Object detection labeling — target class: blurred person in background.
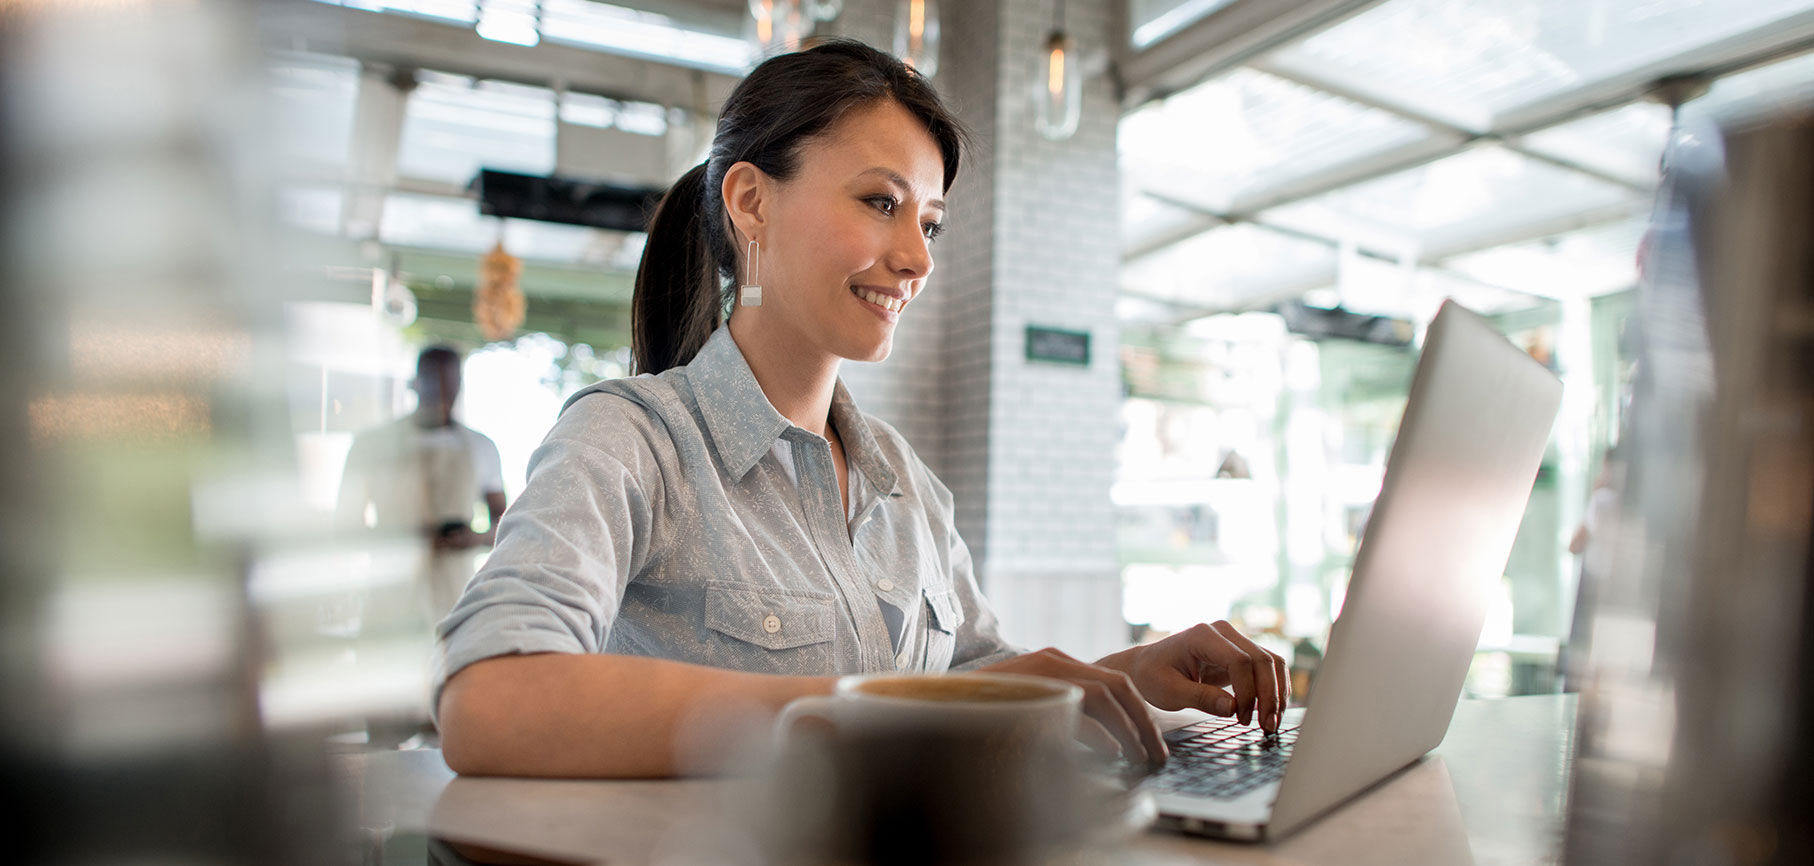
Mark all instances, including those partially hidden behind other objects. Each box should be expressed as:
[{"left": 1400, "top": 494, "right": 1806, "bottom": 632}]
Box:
[
  {"left": 1562, "top": 446, "right": 1625, "bottom": 692},
  {"left": 433, "top": 39, "right": 1288, "bottom": 779},
  {"left": 337, "top": 345, "right": 508, "bottom": 625}
]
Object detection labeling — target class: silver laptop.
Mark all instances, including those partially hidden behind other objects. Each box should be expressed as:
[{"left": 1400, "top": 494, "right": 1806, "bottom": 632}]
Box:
[{"left": 1143, "top": 299, "right": 1563, "bottom": 841}]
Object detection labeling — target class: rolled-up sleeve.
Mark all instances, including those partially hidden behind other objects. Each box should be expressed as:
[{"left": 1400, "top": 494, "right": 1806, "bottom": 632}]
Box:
[{"left": 430, "top": 416, "right": 657, "bottom": 721}]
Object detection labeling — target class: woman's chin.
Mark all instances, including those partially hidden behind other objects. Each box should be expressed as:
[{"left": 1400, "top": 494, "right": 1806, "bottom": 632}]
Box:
[{"left": 843, "top": 331, "right": 894, "bottom": 364}]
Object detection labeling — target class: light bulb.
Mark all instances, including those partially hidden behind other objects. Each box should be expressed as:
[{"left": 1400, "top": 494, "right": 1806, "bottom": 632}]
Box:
[
  {"left": 747, "top": 0, "right": 808, "bottom": 57},
  {"left": 1034, "top": 30, "right": 1081, "bottom": 140},
  {"left": 893, "top": 0, "right": 940, "bottom": 78}
]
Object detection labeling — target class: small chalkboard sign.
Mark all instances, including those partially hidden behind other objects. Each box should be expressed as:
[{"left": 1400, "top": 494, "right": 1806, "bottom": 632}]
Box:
[{"left": 1025, "top": 325, "right": 1090, "bottom": 366}]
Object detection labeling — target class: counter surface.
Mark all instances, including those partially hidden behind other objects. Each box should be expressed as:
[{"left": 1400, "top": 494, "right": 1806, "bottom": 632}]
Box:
[{"left": 341, "top": 693, "right": 1575, "bottom": 865}]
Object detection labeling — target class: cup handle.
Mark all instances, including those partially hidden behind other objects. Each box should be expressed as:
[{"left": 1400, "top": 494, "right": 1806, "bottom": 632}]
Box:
[{"left": 774, "top": 695, "right": 839, "bottom": 746}]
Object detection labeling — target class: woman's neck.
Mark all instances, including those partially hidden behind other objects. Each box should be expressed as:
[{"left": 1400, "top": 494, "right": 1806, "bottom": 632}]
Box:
[{"left": 727, "top": 313, "right": 839, "bottom": 440}]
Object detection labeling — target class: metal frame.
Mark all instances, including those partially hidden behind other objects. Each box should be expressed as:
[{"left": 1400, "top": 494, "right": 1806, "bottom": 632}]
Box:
[
  {"left": 1114, "top": 1, "right": 1814, "bottom": 322},
  {"left": 272, "top": 2, "right": 743, "bottom": 115}
]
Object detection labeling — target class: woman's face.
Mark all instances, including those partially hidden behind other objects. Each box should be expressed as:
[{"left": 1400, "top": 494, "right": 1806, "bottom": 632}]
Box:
[{"left": 725, "top": 98, "right": 946, "bottom": 363}]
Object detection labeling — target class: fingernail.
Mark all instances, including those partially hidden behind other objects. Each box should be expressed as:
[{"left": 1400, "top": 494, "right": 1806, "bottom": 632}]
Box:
[{"left": 1216, "top": 695, "right": 1233, "bottom": 715}]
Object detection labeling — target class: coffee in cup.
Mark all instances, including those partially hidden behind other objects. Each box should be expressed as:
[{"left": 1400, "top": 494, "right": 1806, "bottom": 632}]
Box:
[{"left": 760, "top": 673, "right": 1088, "bottom": 866}]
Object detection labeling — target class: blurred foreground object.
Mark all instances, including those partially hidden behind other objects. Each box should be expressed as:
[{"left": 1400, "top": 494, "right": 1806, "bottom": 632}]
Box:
[
  {"left": 0, "top": 0, "right": 334, "bottom": 861},
  {"left": 1564, "top": 105, "right": 1814, "bottom": 864},
  {"left": 758, "top": 672, "right": 1147, "bottom": 866}
]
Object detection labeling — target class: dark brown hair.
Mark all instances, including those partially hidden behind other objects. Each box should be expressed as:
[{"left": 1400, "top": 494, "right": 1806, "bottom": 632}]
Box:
[{"left": 630, "top": 38, "right": 969, "bottom": 375}]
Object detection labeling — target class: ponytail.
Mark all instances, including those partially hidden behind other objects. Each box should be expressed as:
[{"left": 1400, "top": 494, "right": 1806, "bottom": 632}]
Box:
[
  {"left": 632, "top": 162, "right": 727, "bottom": 375},
  {"left": 628, "top": 39, "right": 970, "bottom": 376}
]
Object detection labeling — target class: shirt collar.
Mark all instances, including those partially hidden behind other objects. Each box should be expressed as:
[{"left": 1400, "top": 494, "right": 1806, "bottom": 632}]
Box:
[
  {"left": 828, "top": 377, "right": 901, "bottom": 499},
  {"left": 688, "top": 326, "right": 900, "bottom": 497}
]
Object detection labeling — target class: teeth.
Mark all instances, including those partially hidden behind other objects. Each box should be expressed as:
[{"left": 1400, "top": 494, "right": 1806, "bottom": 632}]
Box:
[{"left": 854, "top": 287, "right": 904, "bottom": 313}]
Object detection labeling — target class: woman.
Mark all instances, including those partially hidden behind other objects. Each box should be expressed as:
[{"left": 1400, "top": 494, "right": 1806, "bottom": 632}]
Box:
[{"left": 434, "top": 39, "right": 1287, "bottom": 778}]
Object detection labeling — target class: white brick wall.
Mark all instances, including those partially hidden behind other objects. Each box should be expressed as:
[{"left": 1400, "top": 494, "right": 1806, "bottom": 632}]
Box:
[{"left": 830, "top": 0, "right": 1127, "bottom": 661}]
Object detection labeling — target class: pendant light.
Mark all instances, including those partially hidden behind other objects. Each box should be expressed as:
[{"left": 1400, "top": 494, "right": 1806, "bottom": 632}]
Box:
[
  {"left": 1034, "top": 0, "right": 1081, "bottom": 141},
  {"left": 748, "top": 0, "right": 808, "bottom": 57},
  {"left": 893, "top": 0, "right": 940, "bottom": 78}
]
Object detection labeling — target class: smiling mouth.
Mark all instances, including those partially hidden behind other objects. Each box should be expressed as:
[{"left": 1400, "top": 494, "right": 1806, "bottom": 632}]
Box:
[{"left": 852, "top": 286, "right": 906, "bottom": 313}]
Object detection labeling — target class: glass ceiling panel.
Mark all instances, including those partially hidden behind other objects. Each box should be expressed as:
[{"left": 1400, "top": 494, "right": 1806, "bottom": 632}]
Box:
[
  {"left": 314, "top": 0, "right": 479, "bottom": 24},
  {"left": 1443, "top": 217, "right": 1646, "bottom": 301},
  {"left": 1686, "top": 47, "right": 1814, "bottom": 123},
  {"left": 1119, "top": 68, "right": 1434, "bottom": 214},
  {"left": 1261, "top": 145, "right": 1637, "bottom": 255},
  {"left": 265, "top": 52, "right": 359, "bottom": 174},
  {"left": 1129, "top": 0, "right": 1239, "bottom": 48},
  {"left": 396, "top": 73, "right": 556, "bottom": 184},
  {"left": 1268, "top": 0, "right": 1814, "bottom": 133},
  {"left": 1519, "top": 102, "right": 1672, "bottom": 188},
  {"left": 1121, "top": 189, "right": 1205, "bottom": 250},
  {"left": 1121, "top": 223, "right": 1337, "bottom": 311},
  {"left": 541, "top": 0, "right": 753, "bottom": 73},
  {"left": 309, "top": 0, "right": 752, "bottom": 74}
]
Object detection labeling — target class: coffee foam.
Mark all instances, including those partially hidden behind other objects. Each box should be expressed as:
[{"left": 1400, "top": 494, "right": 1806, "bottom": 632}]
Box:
[{"left": 851, "top": 675, "right": 1062, "bottom": 704}]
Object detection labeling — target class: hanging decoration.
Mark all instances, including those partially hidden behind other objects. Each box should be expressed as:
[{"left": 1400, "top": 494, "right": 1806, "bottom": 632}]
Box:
[
  {"left": 1034, "top": 0, "right": 1081, "bottom": 141},
  {"left": 893, "top": 0, "right": 940, "bottom": 78},
  {"left": 474, "top": 241, "right": 526, "bottom": 342}
]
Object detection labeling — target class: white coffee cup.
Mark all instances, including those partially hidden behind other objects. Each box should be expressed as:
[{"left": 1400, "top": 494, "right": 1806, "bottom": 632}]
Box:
[
  {"left": 764, "top": 673, "right": 1089, "bottom": 866},
  {"left": 776, "top": 671, "right": 1083, "bottom": 743}
]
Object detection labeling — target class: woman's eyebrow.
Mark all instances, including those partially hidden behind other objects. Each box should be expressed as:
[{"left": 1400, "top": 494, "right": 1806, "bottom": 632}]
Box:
[{"left": 854, "top": 166, "right": 945, "bottom": 213}]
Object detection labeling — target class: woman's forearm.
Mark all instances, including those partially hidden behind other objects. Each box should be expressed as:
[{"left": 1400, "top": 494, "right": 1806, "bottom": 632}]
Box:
[{"left": 437, "top": 652, "right": 835, "bottom": 778}]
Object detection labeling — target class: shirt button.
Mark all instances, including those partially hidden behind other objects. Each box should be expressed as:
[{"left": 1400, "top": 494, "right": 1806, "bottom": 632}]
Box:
[
  {"left": 877, "top": 579, "right": 896, "bottom": 593},
  {"left": 763, "top": 615, "right": 781, "bottom": 634}
]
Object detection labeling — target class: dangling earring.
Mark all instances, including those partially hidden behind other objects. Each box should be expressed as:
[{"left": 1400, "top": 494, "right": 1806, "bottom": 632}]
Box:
[{"left": 740, "top": 240, "right": 762, "bottom": 307}]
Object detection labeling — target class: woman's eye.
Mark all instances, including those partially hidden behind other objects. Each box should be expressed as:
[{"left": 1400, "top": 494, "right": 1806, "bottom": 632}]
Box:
[
  {"left": 868, "top": 196, "right": 897, "bottom": 215},
  {"left": 923, "top": 222, "right": 945, "bottom": 241}
]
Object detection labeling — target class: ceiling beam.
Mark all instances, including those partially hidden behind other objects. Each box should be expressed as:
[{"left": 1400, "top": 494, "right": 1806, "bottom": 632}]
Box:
[
  {"left": 1250, "top": 60, "right": 1658, "bottom": 193},
  {"left": 1117, "top": 0, "right": 1388, "bottom": 108},
  {"left": 264, "top": 2, "right": 743, "bottom": 115},
  {"left": 1489, "top": 13, "right": 1814, "bottom": 133},
  {"left": 1120, "top": 6, "right": 1814, "bottom": 268},
  {"left": 1122, "top": 195, "right": 1647, "bottom": 323},
  {"left": 1121, "top": 133, "right": 1465, "bottom": 263}
]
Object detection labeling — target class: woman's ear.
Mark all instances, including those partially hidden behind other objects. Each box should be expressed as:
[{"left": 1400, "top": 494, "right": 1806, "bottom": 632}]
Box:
[{"left": 721, "top": 161, "right": 772, "bottom": 246}]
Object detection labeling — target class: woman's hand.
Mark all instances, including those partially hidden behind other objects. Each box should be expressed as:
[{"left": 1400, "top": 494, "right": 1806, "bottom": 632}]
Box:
[
  {"left": 979, "top": 648, "right": 1168, "bottom": 765},
  {"left": 1097, "top": 621, "right": 1290, "bottom": 733}
]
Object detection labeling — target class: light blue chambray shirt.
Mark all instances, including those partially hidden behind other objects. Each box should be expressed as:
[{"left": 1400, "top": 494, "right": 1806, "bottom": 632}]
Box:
[{"left": 432, "top": 325, "right": 1020, "bottom": 716}]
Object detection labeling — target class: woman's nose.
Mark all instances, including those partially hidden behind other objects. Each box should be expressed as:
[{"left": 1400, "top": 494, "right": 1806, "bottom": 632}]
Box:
[{"left": 890, "top": 219, "right": 934, "bottom": 280}]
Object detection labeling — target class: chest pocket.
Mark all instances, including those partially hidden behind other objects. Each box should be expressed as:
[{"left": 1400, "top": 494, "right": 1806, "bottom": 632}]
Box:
[
  {"left": 923, "top": 586, "right": 965, "bottom": 671},
  {"left": 704, "top": 581, "right": 838, "bottom": 664}
]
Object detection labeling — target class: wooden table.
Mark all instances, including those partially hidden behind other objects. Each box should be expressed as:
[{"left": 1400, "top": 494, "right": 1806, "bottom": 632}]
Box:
[{"left": 341, "top": 694, "right": 1574, "bottom": 866}]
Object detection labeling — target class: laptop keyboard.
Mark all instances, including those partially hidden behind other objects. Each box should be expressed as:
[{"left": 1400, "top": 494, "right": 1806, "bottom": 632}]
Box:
[{"left": 1143, "top": 717, "right": 1301, "bottom": 800}]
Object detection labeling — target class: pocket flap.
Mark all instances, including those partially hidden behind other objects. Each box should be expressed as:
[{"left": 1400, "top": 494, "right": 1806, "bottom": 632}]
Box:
[
  {"left": 705, "top": 582, "right": 837, "bottom": 650},
  {"left": 924, "top": 586, "right": 965, "bottom": 634}
]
